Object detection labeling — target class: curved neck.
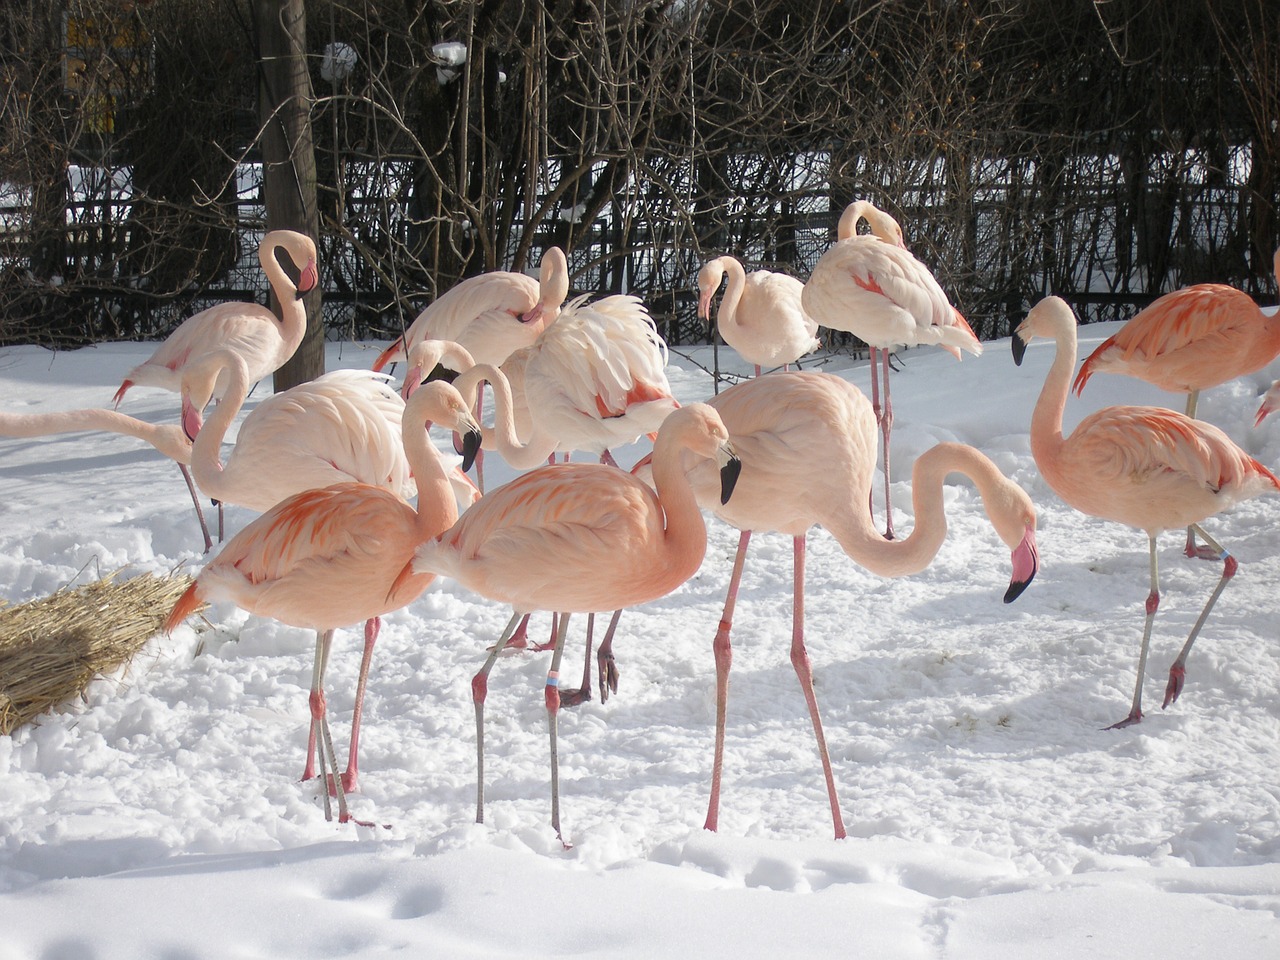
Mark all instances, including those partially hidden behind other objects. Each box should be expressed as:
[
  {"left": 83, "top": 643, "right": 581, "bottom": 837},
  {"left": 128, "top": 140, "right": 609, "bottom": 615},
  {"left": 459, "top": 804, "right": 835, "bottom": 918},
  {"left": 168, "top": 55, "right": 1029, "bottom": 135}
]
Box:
[
  {"left": 259, "top": 238, "right": 308, "bottom": 351},
  {"left": 401, "top": 401, "right": 461, "bottom": 539},
  {"left": 648, "top": 421, "right": 708, "bottom": 582},
  {"left": 0, "top": 408, "right": 191, "bottom": 465},
  {"left": 824, "top": 443, "right": 1024, "bottom": 578},
  {"left": 189, "top": 354, "right": 251, "bottom": 500},
  {"left": 1028, "top": 321, "right": 1075, "bottom": 486},
  {"left": 715, "top": 257, "right": 746, "bottom": 331},
  {"left": 837, "top": 201, "right": 876, "bottom": 241},
  {"left": 456, "top": 362, "right": 557, "bottom": 469}
]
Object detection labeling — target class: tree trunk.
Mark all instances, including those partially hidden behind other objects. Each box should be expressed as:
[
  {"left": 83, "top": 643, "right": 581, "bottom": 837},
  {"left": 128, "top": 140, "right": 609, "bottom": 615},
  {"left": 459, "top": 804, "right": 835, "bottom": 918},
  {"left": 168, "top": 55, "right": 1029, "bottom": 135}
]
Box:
[{"left": 255, "top": 0, "right": 322, "bottom": 391}]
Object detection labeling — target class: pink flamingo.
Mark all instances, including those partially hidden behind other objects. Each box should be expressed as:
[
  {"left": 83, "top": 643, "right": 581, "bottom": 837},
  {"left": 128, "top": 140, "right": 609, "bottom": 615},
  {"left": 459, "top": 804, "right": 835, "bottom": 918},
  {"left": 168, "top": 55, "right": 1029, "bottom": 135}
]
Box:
[
  {"left": 638, "top": 371, "right": 1038, "bottom": 839},
  {"left": 513, "top": 246, "right": 678, "bottom": 468},
  {"left": 370, "top": 268, "right": 543, "bottom": 372},
  {"left": 164, "top": 380, "right": 482, "bottom": 822},
  {"left": 1014, "top": 295, "right": 1280, "bottom": 728},
  {"left": 802, "top": 200, "right": 981, "bottom": 539},
  {"left": 179, "top": 340, "right": 477, "bottom": 791},
  {"left": 111, "top": 229, "right": 319, "bottom": 548},
  {"left": 1072, "top": 248, "right": 1280, "bottom": 556},
  {"left": 396, "top": 402, "right": 741, "bottom": 842},
  {"left": 697, "top": 255, "right": 820, "bottom": 376}
]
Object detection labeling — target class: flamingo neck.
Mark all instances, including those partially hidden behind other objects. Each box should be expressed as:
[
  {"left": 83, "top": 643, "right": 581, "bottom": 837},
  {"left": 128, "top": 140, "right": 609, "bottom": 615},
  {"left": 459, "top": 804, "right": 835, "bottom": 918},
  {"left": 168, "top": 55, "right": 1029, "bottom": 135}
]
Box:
[
  {"left": 189, "top": 356, "right": 251, "bottom": 501},
  {"left": 716, "top": 257, "right": 746, "bottom": 332},
  {"left": 1029, "top": 320, "right": 1075, "bottom": 486},
  {"left": 462, "top": 362, "right": 558, "bottom": 469},
  {"left": 0, "top": 409, "right": 191, "bottom": 465},
  {"left": 826, "top": 443, "right": 1025, "bottom": 578},
  {"left": 401, "top": 414, "right": 459, "bottom": 539},
  {"left": 649, "top": 422, "right": 708, "bottom": 583},
  {"left": 259, "top": 240, "right": 308, "bottom": 360}
]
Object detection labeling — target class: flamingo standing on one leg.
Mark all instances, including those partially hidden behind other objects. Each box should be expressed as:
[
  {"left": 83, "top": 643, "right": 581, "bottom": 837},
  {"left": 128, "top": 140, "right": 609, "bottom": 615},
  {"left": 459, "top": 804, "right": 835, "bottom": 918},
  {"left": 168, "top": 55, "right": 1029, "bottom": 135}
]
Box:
[
  {"left": 802, "top": 200, "right": 981, "bottom": 539},
  {"left": 179, "top": 340, "right": 476, "bottom": 792},
  {"left": 1072, "top": 248, "right": 1280, "bottom": 557},
  {"left": 164, "top": 380, "right": 482, "bottom": 823},
  {"left": 112, "top": 229, "right": 319, "bottom": 549},
  {"left": 697, "top": 255, "right": 820, "bottom": 377},
  {"left": 1014, "top": 295, "right": 1280, "bottom": 728},
  {"left": 396, "top": 403, "right": 742, "bottom": 843},
  {"left": 634, "top": 371, "right": 1038, "bottom": 839}
]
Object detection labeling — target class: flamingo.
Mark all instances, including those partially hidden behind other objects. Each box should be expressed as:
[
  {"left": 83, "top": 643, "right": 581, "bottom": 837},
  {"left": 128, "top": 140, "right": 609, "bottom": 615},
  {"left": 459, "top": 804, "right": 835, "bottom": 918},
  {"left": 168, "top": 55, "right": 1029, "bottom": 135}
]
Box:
[
  {"left": 513, "top": 246, "right": 679, "bottom": 468},
  {"left": 697, "top": 255, "right": 820, "bottom": 377},
  {"left": 164, "top": 380, "right": 482, "bottom": 823},
  {"left": 1013, "top": 295, "right": 1280, "bottom": 729},
  {"left": 395, "top": 402, "right": 742, "bottom": 842},
  {"left": 1071, "top": 248, "right": 1280, "bottom": 556},
  {"left": 802, "top": 200, "right": 981, "bottom": 539},
  {"left": 634, "top": 371, "right": 1038, "bottom": 839},
  {"left": 179, "top": 340, "right": 477, "bottom": 792},
  {"left": 111, "top": 229, "right": 319, "bottom": 548}
]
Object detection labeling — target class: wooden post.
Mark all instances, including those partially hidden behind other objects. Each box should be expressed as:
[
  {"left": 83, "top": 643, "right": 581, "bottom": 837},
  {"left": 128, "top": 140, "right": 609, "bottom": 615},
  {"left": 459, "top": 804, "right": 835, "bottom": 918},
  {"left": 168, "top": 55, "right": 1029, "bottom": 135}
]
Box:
[{"left": 255, "top": 0, "right": 323, "bottom": 390}]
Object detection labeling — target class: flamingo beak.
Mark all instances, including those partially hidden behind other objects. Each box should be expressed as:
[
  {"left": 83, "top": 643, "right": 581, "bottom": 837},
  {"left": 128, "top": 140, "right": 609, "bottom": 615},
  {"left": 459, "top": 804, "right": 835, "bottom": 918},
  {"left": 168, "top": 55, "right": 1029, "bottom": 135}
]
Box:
[
  {"left": 401, "top": 365, "right": 424, "bottom": 400},
  {"left": 1011, "top": 327, "right": 1029, "bottom": 366},
  {"left": 180, "top": 396, "right": 204, "bottom": 442},
  {"left": 457, "top": 411, "right": 483, "bottom": 472},
  {"left": 296, "top": 259, "right": 319, "bottom": 297},
  {"left": 1004, "top": 525, "right": 1039, "bottom": 603},
  {"left": 520, "top": 304, "right": 544, "bottom": 325},
  {"left": 717, "top": 439, "right": 742, "bottom": 505}
]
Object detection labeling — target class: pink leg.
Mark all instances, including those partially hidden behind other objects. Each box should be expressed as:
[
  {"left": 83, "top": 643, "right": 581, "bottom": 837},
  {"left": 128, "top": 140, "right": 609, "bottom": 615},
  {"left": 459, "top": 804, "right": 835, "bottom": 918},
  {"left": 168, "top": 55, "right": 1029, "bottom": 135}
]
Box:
[
  {"left": 472, "top": 611, "right": 526, "bottom": 824},
  {"left": 177, "top": 463, "right": 214, "bottom": 553},
  {"left": 1164, "top": 525, "right": 1236, "bottom": 709},
  {"left": 307, "top": 628, "right": 352, "bottom": 823},
  {"left": 1109, "top": 536, "right": 1160, "bottom": 729},
  {"left": 599, "top": 448, "right": 620, "bottom": 468},
  {"left": 754, "top": 364, "right": 762, "bottom": 377},
  {"left": 788, "top": 536, "right": 847, "bottom": 839},
  {"left": 705, "top": 529, "right": 751, "bottom": 833},
  {"left": 340, "top": 616, "right": 380, "bottom": 794},
  {"left": 879, "top": 349, "right": 895, "bottom": 540},
  {"left": 560, "top": 608, "right": 623, "bottom": 706}
]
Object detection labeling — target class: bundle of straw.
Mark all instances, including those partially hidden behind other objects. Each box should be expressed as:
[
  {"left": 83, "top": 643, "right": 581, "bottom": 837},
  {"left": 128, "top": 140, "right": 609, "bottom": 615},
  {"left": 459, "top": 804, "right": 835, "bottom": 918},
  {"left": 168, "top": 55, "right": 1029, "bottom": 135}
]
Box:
[{"left": 0, "top": 572, "right": 203, "bottom": 734}]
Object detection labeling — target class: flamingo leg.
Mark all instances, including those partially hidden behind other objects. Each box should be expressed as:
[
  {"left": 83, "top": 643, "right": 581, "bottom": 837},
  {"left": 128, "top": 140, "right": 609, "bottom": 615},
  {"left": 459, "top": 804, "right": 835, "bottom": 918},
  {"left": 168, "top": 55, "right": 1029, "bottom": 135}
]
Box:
[
  {"left": 597, "top": 609, "right": 622, "bottom": 703},
  {"left": 545, "top": 612, "right": 573, "bottom": 845},
  {"left": 1164, "top": 524, "right": 1237, "bottom": 709},
  {"left": 705, "top": 529, "right": 751, "bottom": 833},
  {"left": 309, "top": 629, "right": 351, "bottom": 823},
  {"left": 879, "top": 348, "right": 895, "bottom": 540},
  {"left": 558, "top": 612, "right": 596, "bottom": 707},
  {"left": 788, "top": 535, "right": 847, "bottom": 840},
  {"left": 302, "top": 627, "right": 334, "bottom": 783},
  {"left": 177, "top": 463, "right": 213, "bottom": 553},
  {"left": 1109, "top": 536, "right": 1160, "bottom": 729},
  {"left": 473, "top": 610, "right": 526, "bottom": 825},
  {"left": 599, "top": 449, "right": 620, "bottom": 468},
  {"left": 341, "top": 616, "right": 380, "bottom": 794}
]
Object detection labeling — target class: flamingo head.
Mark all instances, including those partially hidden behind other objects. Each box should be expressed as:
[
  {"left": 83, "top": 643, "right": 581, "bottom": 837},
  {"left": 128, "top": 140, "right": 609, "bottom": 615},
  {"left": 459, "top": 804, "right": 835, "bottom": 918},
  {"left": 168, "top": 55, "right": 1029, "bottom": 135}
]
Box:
[
  {"left": 1004, "top": 523, "right": 1040, "bottom": 603},
  {"left": 1013, "top": 296, "right": 1076, "bottom": 366},
  {"left": 295, "top": 257, "right": 319, "bottom": 297},
  {"left": 695, "top": 259, "right": 725, "bottom": 323}
]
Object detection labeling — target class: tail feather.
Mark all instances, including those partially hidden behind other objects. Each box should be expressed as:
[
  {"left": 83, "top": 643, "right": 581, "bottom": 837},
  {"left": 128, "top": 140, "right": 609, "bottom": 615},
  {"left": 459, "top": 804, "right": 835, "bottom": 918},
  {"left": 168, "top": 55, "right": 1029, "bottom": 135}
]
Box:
[
  {"left": 163, "top": 580, "right": 204, "bottom": 634},
  {"left": 371, "top": 339, "right": 404, "bottom": 373},
  {"left": 112, "top": 379, "right": 133, "bottom": 409},
  {"left": 1073, "top": 336, "right": 1116, "bottom": 396}
]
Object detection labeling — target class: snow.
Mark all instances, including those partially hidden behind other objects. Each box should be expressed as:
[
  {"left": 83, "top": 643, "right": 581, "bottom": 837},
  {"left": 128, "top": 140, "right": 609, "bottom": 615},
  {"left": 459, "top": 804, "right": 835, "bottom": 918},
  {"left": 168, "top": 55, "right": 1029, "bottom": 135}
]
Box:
[{"left": 2, "top": 325, "right": 1280, "bottom": 958}]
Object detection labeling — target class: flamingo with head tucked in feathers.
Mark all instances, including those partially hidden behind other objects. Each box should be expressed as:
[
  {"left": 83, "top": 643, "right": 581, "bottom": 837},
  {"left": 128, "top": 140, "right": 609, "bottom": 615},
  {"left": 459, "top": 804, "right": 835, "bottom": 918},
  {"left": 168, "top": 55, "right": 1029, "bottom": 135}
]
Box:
[
  {"left": 1072, "top": 248, "right": 1280, "bottom": 557},
  {"left": 1014, "top": 295, "right": 1280, "bottom": 729},
  {"left": 802, "top": 200, "right": 981, "bottom": 539}
]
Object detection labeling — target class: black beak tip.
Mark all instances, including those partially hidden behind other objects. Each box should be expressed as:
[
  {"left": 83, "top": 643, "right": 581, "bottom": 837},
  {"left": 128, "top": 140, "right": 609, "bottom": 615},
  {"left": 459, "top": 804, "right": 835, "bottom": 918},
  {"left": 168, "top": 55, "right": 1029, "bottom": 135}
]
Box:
[
  {"left": 719, "top": 456, "right": 742, "bottom": 505},
  {"left": 461, "top": 430, "right": 482, "bottom": 472},
  {"left": 1003, "top": 572, "right": 1034, "bottom": 604},
  {"left": 1011, "top": 333, "right": 1027, "bottom": 366}
]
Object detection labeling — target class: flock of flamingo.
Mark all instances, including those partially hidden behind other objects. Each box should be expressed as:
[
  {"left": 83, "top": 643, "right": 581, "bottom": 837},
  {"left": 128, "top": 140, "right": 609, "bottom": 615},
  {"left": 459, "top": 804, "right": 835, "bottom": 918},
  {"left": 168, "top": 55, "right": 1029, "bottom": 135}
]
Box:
[{"left": 3, "top": 205, "right": 1279, "bottom": 844}]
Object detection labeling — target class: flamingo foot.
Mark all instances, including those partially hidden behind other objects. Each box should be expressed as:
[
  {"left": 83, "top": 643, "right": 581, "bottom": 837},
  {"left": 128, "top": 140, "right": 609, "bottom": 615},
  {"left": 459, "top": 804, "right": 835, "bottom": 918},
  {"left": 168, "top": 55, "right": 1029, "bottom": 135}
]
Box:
[
  {"left": 1105, "top": 709, "right": 1144, "bottom": 730},
  {"left": 599, "top": 652, "right": 619, "bottom": 704},
  {"left": 1183, "top": 534, "right": 1219, "bottom": 561},
  {"left": 557, "top": 687, "right": 593, "bottom": 707},
  {"left": 1163, "top": 664, "right": 1186, "bottom": 709}
]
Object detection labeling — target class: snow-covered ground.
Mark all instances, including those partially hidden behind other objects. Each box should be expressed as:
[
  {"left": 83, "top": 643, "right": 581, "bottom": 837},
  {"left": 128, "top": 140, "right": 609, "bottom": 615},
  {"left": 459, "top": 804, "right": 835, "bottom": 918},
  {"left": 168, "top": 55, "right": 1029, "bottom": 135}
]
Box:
[{"left": 2, "top": 319, "right": 1279, "bottom": 958}]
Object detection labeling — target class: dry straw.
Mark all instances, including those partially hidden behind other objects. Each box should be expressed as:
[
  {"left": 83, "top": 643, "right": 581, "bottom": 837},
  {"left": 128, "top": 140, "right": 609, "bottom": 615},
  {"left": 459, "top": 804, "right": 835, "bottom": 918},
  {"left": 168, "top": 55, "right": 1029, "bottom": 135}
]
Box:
[{"left": 0, "top": 571, "right": 203, "bottom": 735}]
